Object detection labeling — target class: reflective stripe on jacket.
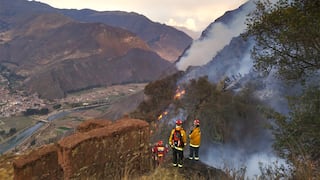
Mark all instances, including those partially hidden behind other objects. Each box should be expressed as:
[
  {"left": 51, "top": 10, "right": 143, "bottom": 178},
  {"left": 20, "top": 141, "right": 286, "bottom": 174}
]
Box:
[{"left": 189, "top": 127, "right": 201, "bottom": 147}]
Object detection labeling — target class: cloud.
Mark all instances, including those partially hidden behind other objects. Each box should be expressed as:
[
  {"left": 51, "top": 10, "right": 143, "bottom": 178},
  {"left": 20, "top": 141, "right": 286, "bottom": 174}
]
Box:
[{"left": 166, "top": 18, "right": 197, "bottom": 31}]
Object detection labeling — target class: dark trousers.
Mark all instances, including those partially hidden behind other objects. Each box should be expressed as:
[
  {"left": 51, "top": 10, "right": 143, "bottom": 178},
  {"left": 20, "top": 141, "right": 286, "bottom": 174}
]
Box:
[
  {"left": 172, "top": 148, "right": 184, "bottom": 165},
  {"left": 189, "top": 146, "right": 199, "bottom": 159}
]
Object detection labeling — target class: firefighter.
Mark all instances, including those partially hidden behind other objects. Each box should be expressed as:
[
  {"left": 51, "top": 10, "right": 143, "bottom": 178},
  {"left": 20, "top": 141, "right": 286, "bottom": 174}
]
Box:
[
  {"left": 189, "top": 119, "right": 201, "bottom": 160},
  {"left": 152, "top": 140, "right": 169, "bottom": 167},
  {"left": 168, "top": 119, "right": 187, "bottom": 168}
]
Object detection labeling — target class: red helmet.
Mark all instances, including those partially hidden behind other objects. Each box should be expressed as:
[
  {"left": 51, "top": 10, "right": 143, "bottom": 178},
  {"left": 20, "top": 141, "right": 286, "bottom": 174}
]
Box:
[
  {"left": 157, "top": 140, "right": 163, "bottom": 146},
  {"left": 176, "top": 119, "right": 183, "bottom": 125},
  {"left": 194, "top": 119, "right": 200, "bottom": 125}
]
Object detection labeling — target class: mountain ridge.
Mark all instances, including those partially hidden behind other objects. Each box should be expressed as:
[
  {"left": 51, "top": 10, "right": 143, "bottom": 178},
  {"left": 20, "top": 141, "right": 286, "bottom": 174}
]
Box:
[{"left": 59, "top": 9, "right": 193, "bottom": 62}]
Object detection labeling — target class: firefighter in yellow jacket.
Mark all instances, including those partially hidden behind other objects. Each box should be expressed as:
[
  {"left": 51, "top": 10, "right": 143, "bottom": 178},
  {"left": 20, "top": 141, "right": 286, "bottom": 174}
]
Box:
[
  {"left": 169, "top": 119, "right": 187, "bottom": 168},
  {"left": 189, "top": 119, "right": 201, "bottom": 160}
]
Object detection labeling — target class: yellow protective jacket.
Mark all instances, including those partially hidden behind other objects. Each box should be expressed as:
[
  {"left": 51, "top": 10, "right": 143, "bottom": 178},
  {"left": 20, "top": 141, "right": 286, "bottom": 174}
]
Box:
[
  {"left": 189, "top": 127, "right": 201, "bottom": 147},
  {"left": 168, "top": 126, "right": 187, "bottom": 151}
]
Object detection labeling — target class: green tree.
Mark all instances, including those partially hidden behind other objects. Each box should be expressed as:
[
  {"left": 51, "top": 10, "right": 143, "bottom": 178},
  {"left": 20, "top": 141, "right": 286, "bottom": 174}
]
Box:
[
  {"left": 272, "top": 86, "right": 320, "bottom": 163},
  {"left": 246, "top": 0, "right": 320, "bottom": 177},
  {"left": 130, "top": 71, "right": 183, "bottom": 122},
  {"left": 181, "top": 77, "right": 266, "bottom": 144},
  {"left": 245, "top": 0, "right": 320, "bottom": 82}
]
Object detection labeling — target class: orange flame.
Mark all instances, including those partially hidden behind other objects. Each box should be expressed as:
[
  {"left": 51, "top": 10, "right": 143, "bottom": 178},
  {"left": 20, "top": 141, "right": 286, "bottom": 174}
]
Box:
[
  {"left": 174, "top": 89, "right": 185, "bottom": 100},
  {"left": 158, "top": 111, "right": 168, "bottom": 120}
]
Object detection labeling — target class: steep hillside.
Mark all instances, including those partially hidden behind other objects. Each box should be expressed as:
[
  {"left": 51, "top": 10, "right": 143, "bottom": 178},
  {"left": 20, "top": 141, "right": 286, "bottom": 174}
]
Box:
[{"left": 129, "top": 1, "right": 298, "bottom": 177}]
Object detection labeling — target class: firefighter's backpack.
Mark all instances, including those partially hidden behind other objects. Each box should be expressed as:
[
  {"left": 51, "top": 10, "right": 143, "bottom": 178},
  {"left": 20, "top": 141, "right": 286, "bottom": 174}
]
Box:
[{"left": 172, "top": 129, "right": 183, "bottom": 147}]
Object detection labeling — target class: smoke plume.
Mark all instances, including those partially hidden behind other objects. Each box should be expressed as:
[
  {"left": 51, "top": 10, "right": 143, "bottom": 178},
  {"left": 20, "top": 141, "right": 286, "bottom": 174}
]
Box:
[{"left": 176, "top": 1, "right": 255, "bottom": 71}]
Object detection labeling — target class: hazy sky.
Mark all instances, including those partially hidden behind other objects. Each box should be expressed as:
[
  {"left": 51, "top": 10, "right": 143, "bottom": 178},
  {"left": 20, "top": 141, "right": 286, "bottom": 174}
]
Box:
[{"left": 36, "top": 0, "right": 248, "bottom": 33}]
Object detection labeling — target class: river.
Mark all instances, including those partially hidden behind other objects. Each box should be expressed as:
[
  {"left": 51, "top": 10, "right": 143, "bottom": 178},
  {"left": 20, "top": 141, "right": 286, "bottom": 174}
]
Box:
[
  {"left": 0, "top": 110, "right": 71, "bottom": 154},
  {"left": 0, "top": 104, "right": 108, "bottom": 154}
]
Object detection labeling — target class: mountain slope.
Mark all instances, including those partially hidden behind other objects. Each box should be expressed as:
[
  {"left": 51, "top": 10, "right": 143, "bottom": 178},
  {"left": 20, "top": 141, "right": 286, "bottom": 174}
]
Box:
[
  {"left": 0, "top": 0, "right": 192, "bottom": 99},
  {"left": 0, "top": 12, "right": 171, "bottom": 99},
  {"left": 130, "top": 1, "right": 295, "bottom": 177},
  {"left": 59, "top": 9, "right": 193, "bottom": 62},
  {"left": 0, "top": 0, "right": 192, "bottom": 62},
  {"left": 25, "top": 48, "right": 172, "bottom": 99}
]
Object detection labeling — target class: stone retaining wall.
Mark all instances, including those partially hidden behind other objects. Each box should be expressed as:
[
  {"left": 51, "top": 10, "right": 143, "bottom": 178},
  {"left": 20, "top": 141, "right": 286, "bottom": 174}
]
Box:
[{"left": 13, "top": 118, "right": 151, "bottom": 180}]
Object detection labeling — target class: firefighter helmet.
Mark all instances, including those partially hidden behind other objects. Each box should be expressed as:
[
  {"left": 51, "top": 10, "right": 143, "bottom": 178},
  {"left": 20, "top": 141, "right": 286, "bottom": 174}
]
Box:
[
  {"left": 176, "top": 119, "right": 183, "bottom": 125},
  {"left": 157, "top": 140, "right": 163, "bottom": 146},
  {"left": 194, "top": 119, "right": 200, "bottom": 125}
]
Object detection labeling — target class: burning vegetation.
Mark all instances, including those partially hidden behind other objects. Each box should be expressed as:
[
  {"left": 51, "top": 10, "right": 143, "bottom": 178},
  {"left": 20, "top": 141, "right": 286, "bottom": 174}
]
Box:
[
  {"left": 174, "top": 87, "right": 186, "bottom": 100},
  {"left": 130, "top": 72, "right": 269, "bottom": 147}
]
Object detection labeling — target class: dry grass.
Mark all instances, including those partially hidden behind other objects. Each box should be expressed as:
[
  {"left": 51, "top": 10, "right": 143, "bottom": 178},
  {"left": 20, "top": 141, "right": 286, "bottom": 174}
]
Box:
[
  {"left": 291, "top": 158, "right": 320, "bottom": 180},
  {"left": 137, "top": 167, "right": 189, "bottom": 180},
  {"left": 3, "top": 153, "right": 318, "bottom": 180},
  {"left": 0, "top": 153, "right": 16, "bottom": 180}
]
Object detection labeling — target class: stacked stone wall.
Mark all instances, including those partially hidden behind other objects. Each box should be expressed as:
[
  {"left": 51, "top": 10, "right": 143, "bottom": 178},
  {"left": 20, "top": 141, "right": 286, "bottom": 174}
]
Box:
[
  {"left": 13, "top": 144, "right": 62, "bottom": 180},
  {"left": 13, "top": 118, "right": 151, "bottom": 180}
]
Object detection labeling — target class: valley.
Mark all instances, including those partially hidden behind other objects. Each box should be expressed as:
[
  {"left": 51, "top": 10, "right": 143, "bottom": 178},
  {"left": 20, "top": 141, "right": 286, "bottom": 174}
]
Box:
[
  {"left": 0, "top": 73, "right": 45, "bottom": 118},
  {"left": 0, "top": 83, "right": 146, "bottom": 154}
]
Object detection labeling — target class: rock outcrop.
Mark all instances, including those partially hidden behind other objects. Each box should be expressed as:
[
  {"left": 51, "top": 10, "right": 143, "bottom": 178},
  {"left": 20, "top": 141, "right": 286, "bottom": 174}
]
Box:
[{"left": 13, "top": 118, "right": 151, "bottom": 179}]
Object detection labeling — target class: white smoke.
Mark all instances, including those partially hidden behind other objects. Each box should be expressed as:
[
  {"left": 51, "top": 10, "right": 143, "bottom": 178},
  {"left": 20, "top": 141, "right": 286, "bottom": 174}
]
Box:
[
  {"left": 176, "top": 1, "right": 255, "bottom": 71},
  {"left": 167, "top": 108, "right": 188, "bottom": 126},
  {"left": 201, "top": 143, "right": 290, "bottom": 179}
]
